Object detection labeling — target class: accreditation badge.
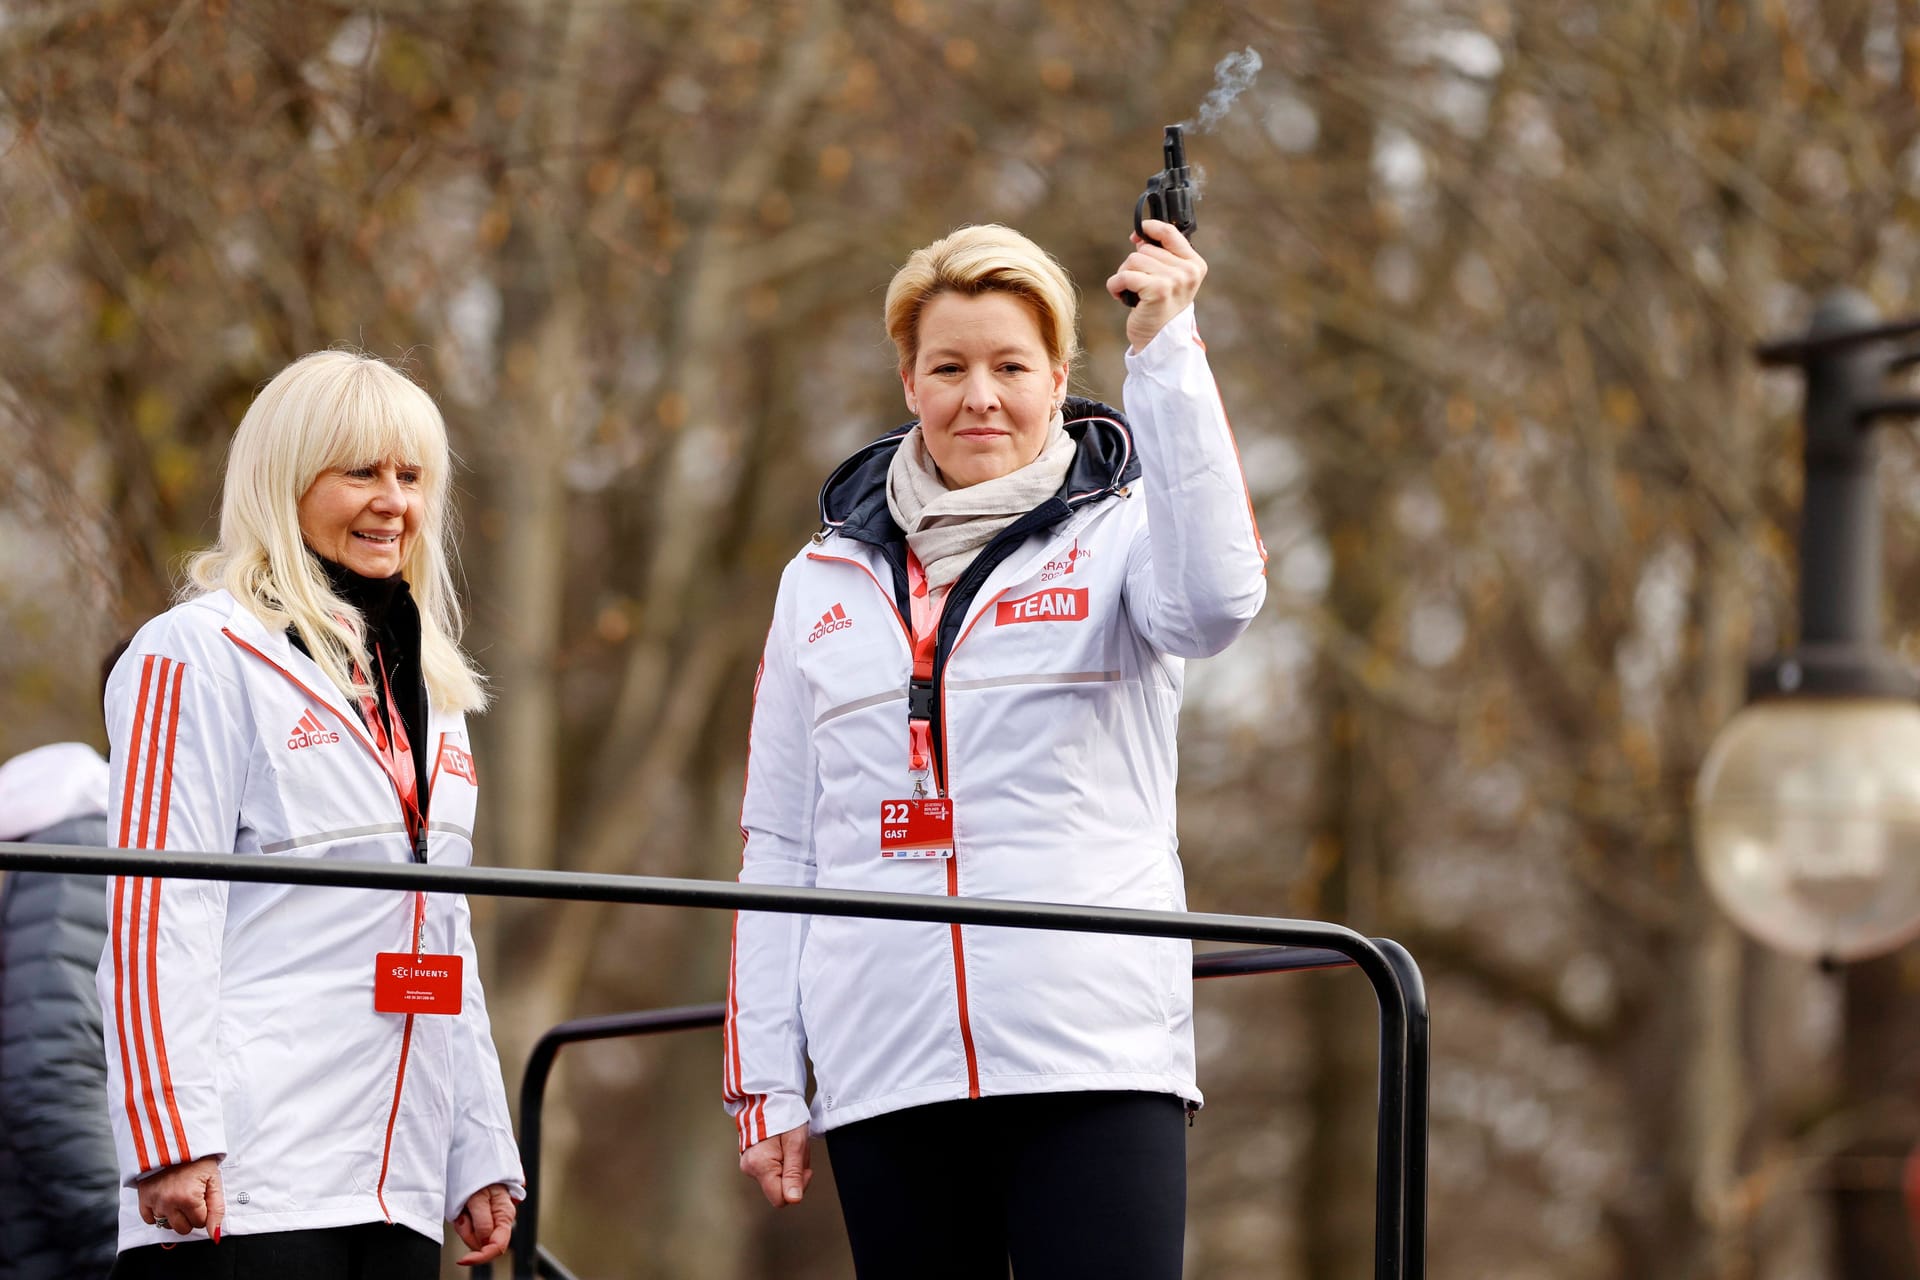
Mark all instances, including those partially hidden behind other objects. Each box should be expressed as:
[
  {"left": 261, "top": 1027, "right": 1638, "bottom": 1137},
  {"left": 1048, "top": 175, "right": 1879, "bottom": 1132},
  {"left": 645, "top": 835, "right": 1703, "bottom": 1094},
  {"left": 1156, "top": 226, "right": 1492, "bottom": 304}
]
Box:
[
  {"left": 374, "top": 952, "right": 464, "bottom": 1014},
  {"left": 879, "top": 798, "right": 955, "bottom": 860}
]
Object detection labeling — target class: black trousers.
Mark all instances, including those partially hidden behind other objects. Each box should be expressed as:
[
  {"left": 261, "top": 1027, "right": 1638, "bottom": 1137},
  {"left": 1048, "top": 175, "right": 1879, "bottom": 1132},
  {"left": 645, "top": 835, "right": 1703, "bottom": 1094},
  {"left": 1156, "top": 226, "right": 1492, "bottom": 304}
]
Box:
[
  {"left": 824, "top": 1090, "right": 1188, "bottom": 1280},
  {"left": 107, "top": 1223, "right": 440, "bottom": 1280}
]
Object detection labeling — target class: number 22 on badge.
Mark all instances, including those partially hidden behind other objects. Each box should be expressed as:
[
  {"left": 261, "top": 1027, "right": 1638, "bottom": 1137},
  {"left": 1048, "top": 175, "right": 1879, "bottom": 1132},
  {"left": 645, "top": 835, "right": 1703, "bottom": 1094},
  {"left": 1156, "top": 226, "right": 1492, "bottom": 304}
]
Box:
[{"left": 879, "top": 798, "right": 954, "bottom": 859}]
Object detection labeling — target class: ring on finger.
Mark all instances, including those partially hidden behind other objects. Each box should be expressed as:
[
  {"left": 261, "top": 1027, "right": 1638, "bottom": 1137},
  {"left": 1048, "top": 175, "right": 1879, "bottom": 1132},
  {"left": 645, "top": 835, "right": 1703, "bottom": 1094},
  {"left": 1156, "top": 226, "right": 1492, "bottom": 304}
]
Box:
[{"left": 154, "top": 1215, "right": 170, "bottom": 1228}]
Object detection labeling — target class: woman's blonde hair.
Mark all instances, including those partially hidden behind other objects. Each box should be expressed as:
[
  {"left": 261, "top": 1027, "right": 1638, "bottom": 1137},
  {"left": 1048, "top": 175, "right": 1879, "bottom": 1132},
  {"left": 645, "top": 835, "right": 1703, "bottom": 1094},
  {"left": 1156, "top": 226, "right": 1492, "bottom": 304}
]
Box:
[
  {"left": 184, "top": 350, "right": 487, "bottom": 713},
  {"left": 884, "top": 224, "right": 1081, "bottom": 375}
]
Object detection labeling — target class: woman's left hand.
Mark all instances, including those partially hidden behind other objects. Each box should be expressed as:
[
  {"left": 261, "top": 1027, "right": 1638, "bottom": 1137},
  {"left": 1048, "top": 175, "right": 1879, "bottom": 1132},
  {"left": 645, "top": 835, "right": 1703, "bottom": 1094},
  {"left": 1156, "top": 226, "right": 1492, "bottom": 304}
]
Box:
[
  {"left": 1106, "top": 219, "right": 1208, "bottom": 353},
  {"left": 453, "top": 1182, "right": 516, "bottom": 1267}
]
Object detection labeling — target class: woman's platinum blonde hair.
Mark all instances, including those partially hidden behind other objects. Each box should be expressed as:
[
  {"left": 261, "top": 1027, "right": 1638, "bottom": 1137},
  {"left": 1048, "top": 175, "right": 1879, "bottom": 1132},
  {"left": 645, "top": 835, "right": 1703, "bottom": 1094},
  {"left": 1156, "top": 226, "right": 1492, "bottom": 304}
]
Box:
[
  {"left": 184, "top": 350, "right": 486, "bottom": 713},
  {"left": 884, "top": 224, "right": 1082, "bottom": 375}
]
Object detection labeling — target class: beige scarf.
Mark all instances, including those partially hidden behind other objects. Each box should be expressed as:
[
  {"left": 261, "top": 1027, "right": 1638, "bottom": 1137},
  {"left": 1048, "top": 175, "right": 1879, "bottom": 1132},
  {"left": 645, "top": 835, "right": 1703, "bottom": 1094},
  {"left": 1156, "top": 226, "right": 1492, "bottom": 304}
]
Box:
[{"left": 886, "top": 413, "right": 1076, "bottom": 591}]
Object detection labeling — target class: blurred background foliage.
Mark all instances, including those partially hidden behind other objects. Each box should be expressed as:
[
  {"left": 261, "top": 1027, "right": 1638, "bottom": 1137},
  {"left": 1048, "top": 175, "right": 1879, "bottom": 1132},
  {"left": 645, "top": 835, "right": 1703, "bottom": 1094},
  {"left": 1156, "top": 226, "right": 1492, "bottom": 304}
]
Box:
[{"left": 10, "top": 0, "right": 1920, "bottom": 1275}]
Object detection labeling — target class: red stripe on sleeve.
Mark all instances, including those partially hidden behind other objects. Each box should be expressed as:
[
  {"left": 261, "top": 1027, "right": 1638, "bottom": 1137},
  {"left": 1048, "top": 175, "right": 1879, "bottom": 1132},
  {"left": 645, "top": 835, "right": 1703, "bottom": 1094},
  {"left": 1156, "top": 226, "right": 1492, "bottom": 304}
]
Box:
[
  {"left": 124, "top": 877, "right": 174, "bottom": 1167},
  {"left": 135, "top": 659, "right": 173, "bottom": 849},
  {"left": 1211, "top": 380, "right": 1268, "bottom": 566},
  {"left": 118, "top": 657, "right": 157, "bottom": 848},
  {"left": 152, "top": 662, "right": 185, "bottom": 849},
  {"left": 109, "top": 876, "right": 154, "bottom": 1172},
  {"left": 724, "top": 641, "right": 770, "bottom": 1121},
  {"left": 146, "top": 878, "right": 193, "bottom": 1162},
  {"left": 724, "top": 917, "right": 744, "bottom": 1102},
  {"left": 147, "top": 661, "right": 194, "bottom": 1158}
]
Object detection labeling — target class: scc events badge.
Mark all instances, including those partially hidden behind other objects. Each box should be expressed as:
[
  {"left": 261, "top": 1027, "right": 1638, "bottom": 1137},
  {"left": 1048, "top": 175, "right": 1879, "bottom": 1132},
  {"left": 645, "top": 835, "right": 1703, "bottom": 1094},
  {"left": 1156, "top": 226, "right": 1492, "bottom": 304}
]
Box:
[{"left": 374, "top": 953, "right": 464, "bottom": 1014}]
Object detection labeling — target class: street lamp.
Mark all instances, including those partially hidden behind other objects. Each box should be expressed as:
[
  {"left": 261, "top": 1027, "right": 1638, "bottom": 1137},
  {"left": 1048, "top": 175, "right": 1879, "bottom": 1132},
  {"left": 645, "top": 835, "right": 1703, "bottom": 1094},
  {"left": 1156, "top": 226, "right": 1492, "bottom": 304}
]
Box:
[{"left": 1694, "top": 289, "right": 1920, "bottom": 964}]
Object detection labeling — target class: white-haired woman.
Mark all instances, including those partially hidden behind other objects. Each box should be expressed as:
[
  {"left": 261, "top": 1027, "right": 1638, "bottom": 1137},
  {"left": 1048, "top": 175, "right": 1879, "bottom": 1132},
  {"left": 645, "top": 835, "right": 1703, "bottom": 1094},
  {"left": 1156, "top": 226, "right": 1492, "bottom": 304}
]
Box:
[
  {"left": 99, "top": 351, "right": 521, "bottom": 1279},
  {"left": 725, "top": 221, "right": 1266, "bottom": 1277}
]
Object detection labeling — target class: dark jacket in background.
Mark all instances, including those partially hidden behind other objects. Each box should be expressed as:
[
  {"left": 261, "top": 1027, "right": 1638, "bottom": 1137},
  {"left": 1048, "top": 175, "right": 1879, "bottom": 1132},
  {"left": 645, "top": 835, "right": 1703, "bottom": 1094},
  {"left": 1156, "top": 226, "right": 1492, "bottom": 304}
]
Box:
[{"left": 0, "top": 747, "right": 118, "bottom": 1280}]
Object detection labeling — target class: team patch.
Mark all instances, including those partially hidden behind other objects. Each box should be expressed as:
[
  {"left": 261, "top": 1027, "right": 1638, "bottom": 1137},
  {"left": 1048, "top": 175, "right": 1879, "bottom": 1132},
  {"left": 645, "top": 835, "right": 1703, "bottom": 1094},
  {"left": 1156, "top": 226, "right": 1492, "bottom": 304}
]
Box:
[
  {"left": 995, "top": 588, "right": 1090, "bottom": 626},
  {"left": 438, "top": 740, "right": 478, "bottom": 785}
]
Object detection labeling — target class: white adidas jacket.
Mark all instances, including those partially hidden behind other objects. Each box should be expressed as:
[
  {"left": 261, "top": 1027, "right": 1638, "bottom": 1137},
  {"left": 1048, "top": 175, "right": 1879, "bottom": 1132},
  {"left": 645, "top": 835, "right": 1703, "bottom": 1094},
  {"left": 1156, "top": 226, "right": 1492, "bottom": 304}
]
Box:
[
  {"left": 724, "top": 306, "right": 1268, "bottom": 1147},
  {"left": 97, "top": 590, "right": 523, "bottom": 1249}
]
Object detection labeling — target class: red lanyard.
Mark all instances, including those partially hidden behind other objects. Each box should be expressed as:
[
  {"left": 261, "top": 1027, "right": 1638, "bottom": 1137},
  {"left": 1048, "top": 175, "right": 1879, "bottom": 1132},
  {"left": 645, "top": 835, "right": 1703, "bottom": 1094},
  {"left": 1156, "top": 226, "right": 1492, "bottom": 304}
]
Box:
[
  {"left": 352, "top": 644, "right": 430, "bottom": 953},
  {"left": 354, "top": 645, "right": 422, "bottom": 836},
  {"left": 906, "top": 552, "right": 940, "bottom": 791},
  {"left": 336, "top": 644, "right": 430, "bottom": 955}
]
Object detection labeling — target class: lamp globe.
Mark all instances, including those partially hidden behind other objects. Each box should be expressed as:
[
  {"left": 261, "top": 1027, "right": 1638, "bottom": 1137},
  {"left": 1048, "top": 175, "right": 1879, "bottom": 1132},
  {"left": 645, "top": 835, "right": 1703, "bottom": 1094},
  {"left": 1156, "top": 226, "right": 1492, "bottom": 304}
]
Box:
[{"left": 1695, "top": 697, "right": 1920, "bottom": 963}]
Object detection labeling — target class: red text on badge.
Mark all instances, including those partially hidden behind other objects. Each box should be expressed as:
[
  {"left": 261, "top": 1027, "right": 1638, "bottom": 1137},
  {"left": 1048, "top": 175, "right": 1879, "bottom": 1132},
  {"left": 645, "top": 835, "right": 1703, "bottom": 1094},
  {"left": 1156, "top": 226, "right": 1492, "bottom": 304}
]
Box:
[
  {"left": 995, "top": 588, "right": 1089, "bottom": 626},
  {"left": 879, "top": 798, "right": 955, "bottom": 859},
  {"left": 374, "top": 952, "right": 464, "bottom": 1014}
]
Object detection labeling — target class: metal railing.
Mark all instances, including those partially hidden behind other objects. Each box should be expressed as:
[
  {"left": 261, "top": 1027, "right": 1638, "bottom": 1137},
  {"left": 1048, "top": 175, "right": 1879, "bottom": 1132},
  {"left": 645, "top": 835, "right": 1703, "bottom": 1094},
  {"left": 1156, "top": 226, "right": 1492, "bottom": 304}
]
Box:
[{"left": 0, "top": 843, "right": 1428, "bottom": 1280}]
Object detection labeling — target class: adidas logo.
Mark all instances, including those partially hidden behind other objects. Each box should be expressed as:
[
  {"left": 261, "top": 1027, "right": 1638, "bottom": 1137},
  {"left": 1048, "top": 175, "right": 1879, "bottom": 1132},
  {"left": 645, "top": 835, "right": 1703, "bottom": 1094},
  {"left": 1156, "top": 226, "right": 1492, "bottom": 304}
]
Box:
[
  {"left": 808, "top": 603, "right": 853, "bottom": 643},
  {"left": 287, "top": 710, "right": 341, "bottom": 750}
]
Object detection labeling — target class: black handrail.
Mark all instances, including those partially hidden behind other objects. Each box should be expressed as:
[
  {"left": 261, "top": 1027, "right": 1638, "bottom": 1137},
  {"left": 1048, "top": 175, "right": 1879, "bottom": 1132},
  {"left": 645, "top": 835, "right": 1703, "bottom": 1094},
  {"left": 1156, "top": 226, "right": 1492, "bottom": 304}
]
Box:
[
  {"left": 530, "top": 1244, "right": 580, "bottom": 1280},
  {"left": 1377, "top": 939, "right": 1429, "bottom": 1272},
  {"left": 512, "top": 942, "right": 1411, "bottom": 1278},
  {"left": 0, "top": 843, "right": 1427, "bottom": 1279},
  {"left": 512, "top": 1002, "right": 724, "bottom": 1280}
]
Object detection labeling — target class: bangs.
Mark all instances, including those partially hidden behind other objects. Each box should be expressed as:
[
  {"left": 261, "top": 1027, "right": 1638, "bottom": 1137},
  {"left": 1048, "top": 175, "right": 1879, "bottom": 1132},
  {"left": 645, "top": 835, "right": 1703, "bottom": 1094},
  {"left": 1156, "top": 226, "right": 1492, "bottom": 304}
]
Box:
[
  {"left": 887, "top": 224, "right": 1078, "bottom": 372},
  {"left": 195, "top": 347, "right": 486, "bottom": 713},
  {"left": 305, "top": 362, "right": 448, "bottom": 483}
]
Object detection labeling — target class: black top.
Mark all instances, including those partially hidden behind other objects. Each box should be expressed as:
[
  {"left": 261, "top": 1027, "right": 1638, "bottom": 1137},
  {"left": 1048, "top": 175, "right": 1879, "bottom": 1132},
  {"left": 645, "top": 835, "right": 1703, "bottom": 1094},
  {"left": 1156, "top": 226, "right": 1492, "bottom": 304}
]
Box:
[{"left": 298, "top": 557, "right": 432, "bottom": 826}]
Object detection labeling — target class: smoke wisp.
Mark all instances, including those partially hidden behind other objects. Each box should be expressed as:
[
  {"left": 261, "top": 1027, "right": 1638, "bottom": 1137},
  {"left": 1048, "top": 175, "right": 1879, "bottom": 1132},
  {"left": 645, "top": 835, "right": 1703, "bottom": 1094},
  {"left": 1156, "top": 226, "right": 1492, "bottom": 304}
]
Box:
[{"left": 1184, "top": 47, "right": 1263, "bottom": 133}]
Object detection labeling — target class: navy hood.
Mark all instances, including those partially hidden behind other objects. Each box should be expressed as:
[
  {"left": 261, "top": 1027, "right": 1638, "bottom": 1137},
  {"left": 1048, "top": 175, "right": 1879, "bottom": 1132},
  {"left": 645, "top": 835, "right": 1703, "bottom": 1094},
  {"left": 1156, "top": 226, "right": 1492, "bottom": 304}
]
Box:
[{"left": 817, "top": 395, "right": 1143, "bottom": 543}]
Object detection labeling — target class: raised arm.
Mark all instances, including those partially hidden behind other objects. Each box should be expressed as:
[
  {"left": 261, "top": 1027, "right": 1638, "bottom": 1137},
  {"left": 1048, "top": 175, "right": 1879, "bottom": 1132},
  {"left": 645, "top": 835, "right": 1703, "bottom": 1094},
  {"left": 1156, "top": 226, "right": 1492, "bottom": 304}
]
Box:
[{"left": 1108, "top": 221, "right": 1268, "bottom": 657}]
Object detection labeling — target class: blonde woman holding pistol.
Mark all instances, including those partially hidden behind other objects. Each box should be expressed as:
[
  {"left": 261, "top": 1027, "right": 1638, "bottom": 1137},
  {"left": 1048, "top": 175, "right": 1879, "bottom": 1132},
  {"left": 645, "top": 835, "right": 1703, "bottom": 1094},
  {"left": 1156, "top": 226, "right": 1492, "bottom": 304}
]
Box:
[{"left": 725, "top": 221, "right": 1266, "bottom": 1278}]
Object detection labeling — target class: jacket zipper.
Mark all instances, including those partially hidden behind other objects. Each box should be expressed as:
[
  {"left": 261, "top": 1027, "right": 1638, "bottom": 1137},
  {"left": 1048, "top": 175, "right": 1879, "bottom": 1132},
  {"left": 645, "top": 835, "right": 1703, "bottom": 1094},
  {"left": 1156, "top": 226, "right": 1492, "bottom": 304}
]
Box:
[
  {"left": 220, "top": 629, "right": 433, "bottom": 1220},
  {"left": 929, "top": 582, "right": 1026, "bottom": 1099},
  {"left": 805, "top": 550, "right": 987, "bottom": 1094},
  {"left": 814, "top": 495, "right": 1113, "bottom": 1099},
  {"left": 922, "top": 508, "right": 1095, "bottom": 1098},
  {"left": 809, "top": 415, "right": 1130, "bottom": 1101}
]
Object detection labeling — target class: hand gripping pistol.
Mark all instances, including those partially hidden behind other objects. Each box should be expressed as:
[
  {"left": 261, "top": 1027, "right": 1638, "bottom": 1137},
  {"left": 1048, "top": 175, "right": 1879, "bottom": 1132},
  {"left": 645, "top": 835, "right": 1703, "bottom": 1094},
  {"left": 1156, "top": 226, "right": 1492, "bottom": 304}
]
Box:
[{"left": 1120, "top": 124, "right": 1197, "bottom": 308}]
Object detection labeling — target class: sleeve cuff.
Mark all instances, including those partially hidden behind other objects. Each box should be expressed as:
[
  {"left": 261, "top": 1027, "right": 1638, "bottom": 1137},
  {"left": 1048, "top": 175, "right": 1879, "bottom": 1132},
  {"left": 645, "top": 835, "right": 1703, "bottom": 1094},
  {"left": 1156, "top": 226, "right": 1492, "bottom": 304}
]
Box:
[
  {"left": 445, "top": 1135, "right": 526, "bottom": 1220},
  {"left": 127, "top": 1148, "right": 226, "bottom": 1189},
  {"left": 1123, "top": 304, "right": 1200, "bottom": 370},
  {"left": 734, "top": 1091, "right": 813, "bottom": 1152}
]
